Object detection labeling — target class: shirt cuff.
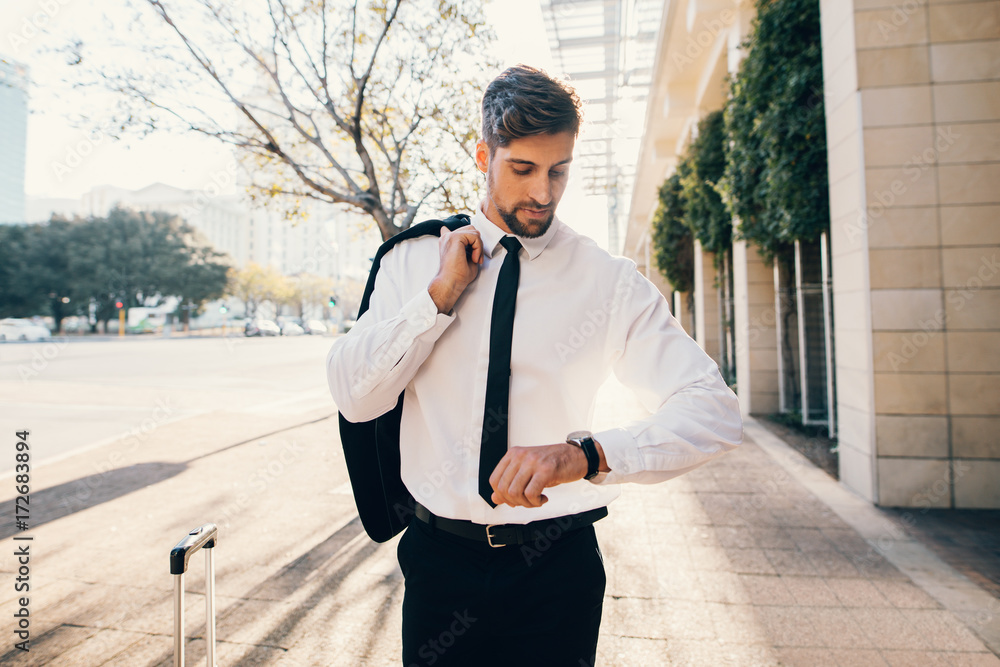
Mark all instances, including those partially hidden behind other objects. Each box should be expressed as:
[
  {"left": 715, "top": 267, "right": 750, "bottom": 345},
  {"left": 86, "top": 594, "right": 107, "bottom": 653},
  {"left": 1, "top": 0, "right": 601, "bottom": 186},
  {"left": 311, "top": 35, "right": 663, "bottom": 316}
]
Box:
[
  {"left": 402, "top": 288, "right": 455, "bottom": 339},
  {"left": 590, "top": 427, "right": 642, "bottom": 485}
]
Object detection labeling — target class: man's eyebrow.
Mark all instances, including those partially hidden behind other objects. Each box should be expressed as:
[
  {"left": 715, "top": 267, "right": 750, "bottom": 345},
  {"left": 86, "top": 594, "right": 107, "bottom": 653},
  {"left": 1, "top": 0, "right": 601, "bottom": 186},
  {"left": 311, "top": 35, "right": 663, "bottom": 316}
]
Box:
[{"left": 506, "top": 157, "right": 573, "bottom": 166}]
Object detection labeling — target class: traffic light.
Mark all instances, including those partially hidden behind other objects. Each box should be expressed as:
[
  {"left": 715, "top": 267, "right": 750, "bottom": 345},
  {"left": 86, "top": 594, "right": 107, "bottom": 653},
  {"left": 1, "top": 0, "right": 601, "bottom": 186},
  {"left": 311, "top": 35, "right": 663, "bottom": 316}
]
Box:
[
  {"left": 328, "top": 295, "right": 337, "bottom": 307},
  {"left": 115, "top": 301, "right": 124, "bottom": 309},
  {"left": 219, "top": 304, "right": 228, "bottom": 314}
]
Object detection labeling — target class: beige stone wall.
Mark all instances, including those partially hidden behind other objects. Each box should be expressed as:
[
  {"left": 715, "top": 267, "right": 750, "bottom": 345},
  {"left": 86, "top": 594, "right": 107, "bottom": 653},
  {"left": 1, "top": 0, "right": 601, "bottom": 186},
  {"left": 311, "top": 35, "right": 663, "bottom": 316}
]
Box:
[
  {"left": 634, "top": 235, "right": 697, "bottom": 337},
  {"left": 733, "top": 240, "right": 780, "bottom": 416},
  {"left": 694, "top": 240, "right": 722, "bottom": 361},
  {"left": 823, "top": 0, "right": 1000, "bottom": 508},
  {"left": 821, "top": 0, "right": 878, "bottom": 501}
]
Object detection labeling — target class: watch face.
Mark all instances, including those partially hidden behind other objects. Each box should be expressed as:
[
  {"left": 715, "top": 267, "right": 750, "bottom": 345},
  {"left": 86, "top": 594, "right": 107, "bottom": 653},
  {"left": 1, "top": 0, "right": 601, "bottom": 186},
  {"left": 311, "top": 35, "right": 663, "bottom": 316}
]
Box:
[{"left": 566, "top": 430, "right": 592, "bottom": 441}]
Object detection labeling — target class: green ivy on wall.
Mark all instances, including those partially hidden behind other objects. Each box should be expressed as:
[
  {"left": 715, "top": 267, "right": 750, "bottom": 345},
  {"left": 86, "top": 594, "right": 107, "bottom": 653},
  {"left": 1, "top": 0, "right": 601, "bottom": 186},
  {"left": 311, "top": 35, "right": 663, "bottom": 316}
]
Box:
[
  {"left": 680, "top": 109, "right": 731, "bottom": 259},
  {"left": 719, "top": 0, "right": 829, "bottom": 262},
  {"left": 651, "top": 173, "right": 694, "bottom": 294}
]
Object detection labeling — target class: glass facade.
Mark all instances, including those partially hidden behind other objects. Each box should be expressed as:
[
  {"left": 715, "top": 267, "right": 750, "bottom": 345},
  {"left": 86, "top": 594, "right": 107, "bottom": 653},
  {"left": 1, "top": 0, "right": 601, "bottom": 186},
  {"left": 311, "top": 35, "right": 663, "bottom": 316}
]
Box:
[{"left": 0, "top": 58, "right": 29, "bottom": 224}]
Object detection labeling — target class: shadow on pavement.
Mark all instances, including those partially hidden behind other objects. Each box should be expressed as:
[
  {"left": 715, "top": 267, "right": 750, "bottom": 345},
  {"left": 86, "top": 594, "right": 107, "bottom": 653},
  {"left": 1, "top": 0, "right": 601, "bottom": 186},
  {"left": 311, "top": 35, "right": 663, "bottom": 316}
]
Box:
[
  {"left": 886, "top": 507, "right": 1000, "bottom": 599},
  {"left": 0, "top": 413, "right": 335, "bottom": 541},
  {"left": 0, "top": 461, "right": 187, "bottom": 540}
]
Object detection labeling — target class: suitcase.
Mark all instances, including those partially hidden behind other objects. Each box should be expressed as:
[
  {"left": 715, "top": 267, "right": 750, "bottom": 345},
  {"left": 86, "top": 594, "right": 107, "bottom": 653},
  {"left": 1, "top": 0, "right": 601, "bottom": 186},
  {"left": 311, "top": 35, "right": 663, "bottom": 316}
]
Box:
[{"left": 170, "top": 523, "right": 218, "bottom": 667}]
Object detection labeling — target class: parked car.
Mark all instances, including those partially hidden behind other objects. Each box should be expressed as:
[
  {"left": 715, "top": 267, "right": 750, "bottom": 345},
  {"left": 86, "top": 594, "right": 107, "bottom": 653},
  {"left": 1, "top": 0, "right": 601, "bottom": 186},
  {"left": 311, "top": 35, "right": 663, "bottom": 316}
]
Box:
[
  {"left": 279, "top": 321, "right": 305, "bottom": 336},
  {"left": 245, "top": 319, "right": 281, "bottom": 337},
  {"left": 0, "top": 318, "right": 52, "bottom": 341},
  {"left": 303, "top": 319, "right": 328, "bottom": 335}
]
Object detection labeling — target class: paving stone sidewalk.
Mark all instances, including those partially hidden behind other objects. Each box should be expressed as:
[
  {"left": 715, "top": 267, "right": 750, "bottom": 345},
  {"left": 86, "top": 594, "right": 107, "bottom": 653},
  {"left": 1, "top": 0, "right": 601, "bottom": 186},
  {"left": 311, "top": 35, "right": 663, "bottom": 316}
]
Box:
[{"left": 1, "top": 380, "right": 998, "bottom": 666}]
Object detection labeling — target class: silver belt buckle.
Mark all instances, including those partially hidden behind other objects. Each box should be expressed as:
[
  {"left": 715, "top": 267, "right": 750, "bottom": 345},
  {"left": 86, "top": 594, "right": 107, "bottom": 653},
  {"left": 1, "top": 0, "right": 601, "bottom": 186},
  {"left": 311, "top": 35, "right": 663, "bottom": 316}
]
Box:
[{"left": 485, "top": 524, "right": 506, "bottom": 548}]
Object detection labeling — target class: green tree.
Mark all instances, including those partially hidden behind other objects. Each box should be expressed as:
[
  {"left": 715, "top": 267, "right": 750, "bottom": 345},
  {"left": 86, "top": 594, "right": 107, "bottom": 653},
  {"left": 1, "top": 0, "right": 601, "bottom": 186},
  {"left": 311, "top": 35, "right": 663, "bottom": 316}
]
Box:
[
  {"left": 172, "top": 245, "right": 231, "bottom": 326},
  {"left": 0, "top": 219, "right": 94, "bottom": 330},
  {"left": 66, "top": 208, "right": 229, "bottom": 332},
  {"left": 651, "top": 173, "right": 694, "bottom": 295},
  {"left": 719, "top": 0, "right": 829, "bottom": 261},
  {"left": 30, "top": 219, "right": 93, "bottom": 332},
  {"left": 1, "top": 211, "right": 229, "bottom": 333},
  {"left": 0, "top": 224, "right": 47, "bottom": 319},
  {"left": 74, "top": 0, "right": 499, "bottom": 240},
  {"left": 680, "top": 110, "right": 730, "bottom": 259}
]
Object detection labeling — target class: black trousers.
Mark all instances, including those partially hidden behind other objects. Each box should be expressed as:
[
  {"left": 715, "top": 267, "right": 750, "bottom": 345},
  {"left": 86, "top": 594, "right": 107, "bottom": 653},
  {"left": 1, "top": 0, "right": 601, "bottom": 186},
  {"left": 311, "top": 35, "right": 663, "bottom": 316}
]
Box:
[{"left": 397, "top": 516, "right": 606, "bottom": 667}]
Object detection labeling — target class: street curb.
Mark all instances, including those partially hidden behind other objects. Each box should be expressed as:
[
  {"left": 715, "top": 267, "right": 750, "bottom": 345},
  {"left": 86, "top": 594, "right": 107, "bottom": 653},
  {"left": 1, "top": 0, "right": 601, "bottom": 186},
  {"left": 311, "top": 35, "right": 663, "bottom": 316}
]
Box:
[{"left": 745, "top": 416, "right": 1000, "bottom": 656}]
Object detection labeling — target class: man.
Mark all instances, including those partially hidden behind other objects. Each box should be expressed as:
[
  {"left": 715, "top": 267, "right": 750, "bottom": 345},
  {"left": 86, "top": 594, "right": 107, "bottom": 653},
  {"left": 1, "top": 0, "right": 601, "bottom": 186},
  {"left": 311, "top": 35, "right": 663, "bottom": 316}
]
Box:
[{"left": 327, "top": 65, "right": 742, "bottom": 666}]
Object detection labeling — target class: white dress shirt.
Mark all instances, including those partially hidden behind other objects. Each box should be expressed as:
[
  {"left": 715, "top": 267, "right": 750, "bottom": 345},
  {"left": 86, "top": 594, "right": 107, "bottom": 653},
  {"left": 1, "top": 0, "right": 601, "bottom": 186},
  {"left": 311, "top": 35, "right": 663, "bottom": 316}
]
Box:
[{"left": 327, "top": 205, "right": 743, "bottom": 526}]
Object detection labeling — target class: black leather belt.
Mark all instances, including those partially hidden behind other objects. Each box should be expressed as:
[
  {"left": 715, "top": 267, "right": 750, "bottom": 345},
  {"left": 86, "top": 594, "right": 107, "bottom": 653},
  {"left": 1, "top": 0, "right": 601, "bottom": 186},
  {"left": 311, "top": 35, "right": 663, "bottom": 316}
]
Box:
[{"left": 414, "top": 502, "right": 608, "bottom": 548}]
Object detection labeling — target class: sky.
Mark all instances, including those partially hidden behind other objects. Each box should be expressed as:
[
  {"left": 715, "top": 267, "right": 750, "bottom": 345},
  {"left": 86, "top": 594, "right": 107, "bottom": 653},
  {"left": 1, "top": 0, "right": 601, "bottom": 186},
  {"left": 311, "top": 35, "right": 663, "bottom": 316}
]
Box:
[{"left": 0, "top": 0, "right": 608, "bottom": 245}]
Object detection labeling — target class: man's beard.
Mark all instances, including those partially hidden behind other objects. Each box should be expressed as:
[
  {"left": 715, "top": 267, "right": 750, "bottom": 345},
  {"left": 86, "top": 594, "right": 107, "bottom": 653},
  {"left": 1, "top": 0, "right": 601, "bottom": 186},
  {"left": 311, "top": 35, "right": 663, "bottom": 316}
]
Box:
[
  {"left": 496, "top": 202, "right": 553, "bottom": 238},
  {"left": 487, "top": 170, "right": 554, "bottom": 239}
]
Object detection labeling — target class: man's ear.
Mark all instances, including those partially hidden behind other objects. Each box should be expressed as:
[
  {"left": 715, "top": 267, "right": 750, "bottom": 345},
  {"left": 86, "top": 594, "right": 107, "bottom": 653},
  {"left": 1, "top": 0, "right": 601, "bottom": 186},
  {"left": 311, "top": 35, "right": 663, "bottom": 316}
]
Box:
[{"left": 475, "top": 139, "right": 489, "bottom": 174}]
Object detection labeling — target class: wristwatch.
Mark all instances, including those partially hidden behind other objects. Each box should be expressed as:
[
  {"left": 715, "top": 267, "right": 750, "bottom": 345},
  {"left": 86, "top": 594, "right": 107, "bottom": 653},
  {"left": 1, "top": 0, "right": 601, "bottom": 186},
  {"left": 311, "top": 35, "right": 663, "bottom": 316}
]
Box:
[{"left": 566, "top": 430, "right": 600, "bottom": 480}]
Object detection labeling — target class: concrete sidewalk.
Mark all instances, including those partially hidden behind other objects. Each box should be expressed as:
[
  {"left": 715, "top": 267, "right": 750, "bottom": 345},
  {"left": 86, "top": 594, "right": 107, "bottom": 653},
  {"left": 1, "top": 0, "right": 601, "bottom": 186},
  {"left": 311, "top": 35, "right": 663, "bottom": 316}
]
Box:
[{"left": 2, "top": 380, "right": 999, "bottom": 666}]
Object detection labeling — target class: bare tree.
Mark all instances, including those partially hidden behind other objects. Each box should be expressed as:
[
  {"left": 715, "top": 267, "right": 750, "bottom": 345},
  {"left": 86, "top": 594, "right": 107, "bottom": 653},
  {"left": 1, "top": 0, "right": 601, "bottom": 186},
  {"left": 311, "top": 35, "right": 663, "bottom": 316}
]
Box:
[{"left": 75, "top": 0, "right": 498, "bottom": 240}]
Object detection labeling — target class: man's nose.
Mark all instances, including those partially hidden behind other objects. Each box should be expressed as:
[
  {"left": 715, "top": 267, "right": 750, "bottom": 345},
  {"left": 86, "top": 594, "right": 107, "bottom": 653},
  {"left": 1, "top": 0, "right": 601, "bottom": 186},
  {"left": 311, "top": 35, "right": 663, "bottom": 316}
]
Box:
[{"left": 528, "top": 174, "right": 552, "bottom": 206}]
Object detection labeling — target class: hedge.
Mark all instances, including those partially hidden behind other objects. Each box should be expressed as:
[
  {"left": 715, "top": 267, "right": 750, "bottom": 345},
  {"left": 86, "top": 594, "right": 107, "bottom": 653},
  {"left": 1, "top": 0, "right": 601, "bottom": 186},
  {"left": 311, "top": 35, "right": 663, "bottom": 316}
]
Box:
[
  {"left": 651, "top": 173, "right": 694, "bottom": 295},
  {"left": 719, "top": 0, "right": 829, "bottom": 261}
]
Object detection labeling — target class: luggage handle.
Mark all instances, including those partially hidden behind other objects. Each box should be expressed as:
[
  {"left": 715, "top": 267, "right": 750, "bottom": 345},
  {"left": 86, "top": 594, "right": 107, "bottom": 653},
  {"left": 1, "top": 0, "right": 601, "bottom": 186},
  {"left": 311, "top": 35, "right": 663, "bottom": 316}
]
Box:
[{"left": 171, "top": 523, "right": 218, "bottom": 667}]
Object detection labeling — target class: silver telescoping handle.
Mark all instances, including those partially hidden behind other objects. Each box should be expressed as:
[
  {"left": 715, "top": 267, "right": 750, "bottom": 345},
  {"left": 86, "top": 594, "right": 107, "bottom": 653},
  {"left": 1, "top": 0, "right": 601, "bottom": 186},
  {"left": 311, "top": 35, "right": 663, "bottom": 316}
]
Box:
[{"left": 171, "top": 523, "right": 218, "bottom": 667}]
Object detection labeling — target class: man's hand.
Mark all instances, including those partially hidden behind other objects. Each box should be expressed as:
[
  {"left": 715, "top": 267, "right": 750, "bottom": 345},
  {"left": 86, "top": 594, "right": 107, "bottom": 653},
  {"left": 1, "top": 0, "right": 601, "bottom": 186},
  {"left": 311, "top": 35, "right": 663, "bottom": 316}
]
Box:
[
  {"left": 489, "top": 443, "right": 592, "bottom": 508},
  {"left": 428, "top": 225, "right": 484, "bottom": 314}
]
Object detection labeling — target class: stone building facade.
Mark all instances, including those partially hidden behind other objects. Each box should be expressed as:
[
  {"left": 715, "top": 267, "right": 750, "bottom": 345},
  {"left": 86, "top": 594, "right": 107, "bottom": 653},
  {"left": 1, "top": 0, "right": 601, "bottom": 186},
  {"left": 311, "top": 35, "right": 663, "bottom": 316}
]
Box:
[{"left": 624, "top": 0, "right": 1000, "bottom": 508}]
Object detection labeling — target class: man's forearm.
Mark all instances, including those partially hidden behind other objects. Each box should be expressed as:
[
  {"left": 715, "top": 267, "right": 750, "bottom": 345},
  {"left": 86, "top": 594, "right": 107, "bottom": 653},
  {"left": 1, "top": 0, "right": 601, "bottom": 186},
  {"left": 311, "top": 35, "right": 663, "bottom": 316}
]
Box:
[
  {"left": 428, "top": 278, "right": 464, "bottom": 315},
  {"left": 328, "top": 291, "right": 453, "bottom": 422}
]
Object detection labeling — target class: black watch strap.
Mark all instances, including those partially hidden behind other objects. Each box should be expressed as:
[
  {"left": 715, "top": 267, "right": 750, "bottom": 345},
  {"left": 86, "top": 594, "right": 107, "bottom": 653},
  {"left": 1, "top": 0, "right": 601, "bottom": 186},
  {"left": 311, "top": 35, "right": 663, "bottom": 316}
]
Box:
[{"left": 568, "top": 432, "right": 600, "bottom": 480}]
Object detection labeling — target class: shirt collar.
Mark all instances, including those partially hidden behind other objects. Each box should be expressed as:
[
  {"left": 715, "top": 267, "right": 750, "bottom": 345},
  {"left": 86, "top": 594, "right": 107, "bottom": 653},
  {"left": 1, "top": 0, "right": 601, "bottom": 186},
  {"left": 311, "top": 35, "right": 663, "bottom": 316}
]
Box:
[{"left": 471, "top": 201, "right": 560, "bottom": 261}]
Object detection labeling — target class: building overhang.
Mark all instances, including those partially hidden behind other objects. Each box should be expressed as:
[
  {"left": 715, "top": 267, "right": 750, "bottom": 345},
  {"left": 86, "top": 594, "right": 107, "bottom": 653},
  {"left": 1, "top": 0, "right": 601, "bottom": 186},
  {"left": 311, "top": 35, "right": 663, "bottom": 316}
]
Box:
[{"left": 625, "top": 0, "right": 751, "bottom": 265}]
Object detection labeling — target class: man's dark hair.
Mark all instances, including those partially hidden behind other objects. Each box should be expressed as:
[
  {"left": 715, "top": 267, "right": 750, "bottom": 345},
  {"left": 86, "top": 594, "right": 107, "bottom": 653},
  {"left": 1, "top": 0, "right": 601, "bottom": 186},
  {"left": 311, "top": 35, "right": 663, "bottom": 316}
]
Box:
[{"left": 481, "top": 64, "right": 583, "bottom": 154}]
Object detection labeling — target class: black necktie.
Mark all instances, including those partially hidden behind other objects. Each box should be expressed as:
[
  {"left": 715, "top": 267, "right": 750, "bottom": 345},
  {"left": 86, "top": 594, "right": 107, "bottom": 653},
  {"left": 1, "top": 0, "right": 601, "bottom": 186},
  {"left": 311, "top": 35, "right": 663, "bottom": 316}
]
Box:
[{"left": 479, "top": 236, "right": 522, "bottom": 506}]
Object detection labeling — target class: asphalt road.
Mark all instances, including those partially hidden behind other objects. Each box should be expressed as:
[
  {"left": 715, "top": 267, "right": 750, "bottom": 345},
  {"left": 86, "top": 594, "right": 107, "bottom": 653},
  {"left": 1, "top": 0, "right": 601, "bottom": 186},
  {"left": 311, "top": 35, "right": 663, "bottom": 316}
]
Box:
[{"left": 0, "top": 335, "right": 337, "bottom": 474}]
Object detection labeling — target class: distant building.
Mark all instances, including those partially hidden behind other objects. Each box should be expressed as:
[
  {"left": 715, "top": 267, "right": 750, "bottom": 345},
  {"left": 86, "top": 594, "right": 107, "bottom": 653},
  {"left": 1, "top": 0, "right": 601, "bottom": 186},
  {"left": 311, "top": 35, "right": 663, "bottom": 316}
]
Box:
[
  {"left": 25, "top": 195, "right": 81, "bottom": 222},
  {"left": 245, "top": 199, "right": 381, "bottom": 282},
  {"left": 81, "top": 182, "right": 247, "bottom": 264},
  {"left": 0, "top": 57, "right": 29, "bottom": 224},
  {"left": 67, "top": 182, "right": 381, "bottom": 283}
]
